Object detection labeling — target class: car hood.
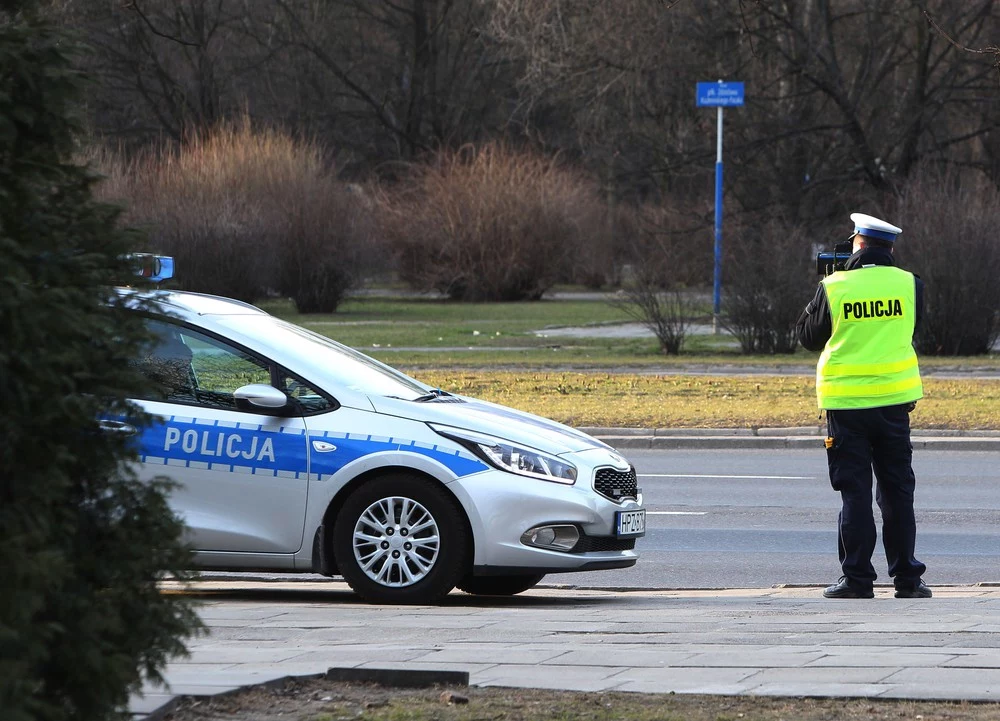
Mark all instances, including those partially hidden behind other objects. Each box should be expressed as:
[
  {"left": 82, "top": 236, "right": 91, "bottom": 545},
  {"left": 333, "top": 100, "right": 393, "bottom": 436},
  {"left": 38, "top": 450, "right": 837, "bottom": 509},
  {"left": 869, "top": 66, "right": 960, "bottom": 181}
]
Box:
[{"left": 369, "top": 395, "right": 610, "bottom": 455}]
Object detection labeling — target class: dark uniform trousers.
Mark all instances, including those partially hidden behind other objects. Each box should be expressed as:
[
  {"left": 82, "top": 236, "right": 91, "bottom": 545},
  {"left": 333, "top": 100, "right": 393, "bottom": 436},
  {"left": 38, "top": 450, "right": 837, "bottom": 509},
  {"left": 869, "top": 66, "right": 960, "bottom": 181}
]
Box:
[{"left": 825, "top": 404, "right": 926, "bottom": 591}]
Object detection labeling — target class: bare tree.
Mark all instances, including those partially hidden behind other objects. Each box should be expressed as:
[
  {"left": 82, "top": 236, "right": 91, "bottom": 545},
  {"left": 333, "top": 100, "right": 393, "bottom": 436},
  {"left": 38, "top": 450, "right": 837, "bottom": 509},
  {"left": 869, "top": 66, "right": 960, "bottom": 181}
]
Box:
[
  {"left": 248, "top": 0, "right": 512, "bottom": 161},
  {"left": 52, "top": 0, "right": 514, "bottom": 167},
  {"left": 62, "top": 0, "right": 250, "bottom": 141},
  {"left": 737, "top": 1, "right": 1000, "bottom": 196},
  {"left": 489, "top": 0, "right": 718, "bottom": 199},
  {"left": 490, "top": 0, "right": 1000, "bottom": 214},
  {"left": 894, "top": 163, "right": 1000, "bottom": 355}
]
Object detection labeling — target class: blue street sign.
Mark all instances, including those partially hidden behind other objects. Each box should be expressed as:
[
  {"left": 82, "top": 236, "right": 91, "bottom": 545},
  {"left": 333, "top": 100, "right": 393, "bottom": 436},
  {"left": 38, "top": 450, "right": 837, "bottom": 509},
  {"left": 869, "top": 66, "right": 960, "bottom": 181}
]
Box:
[{"left": 696, "top": 81, "right": 745, "bottom": 107}]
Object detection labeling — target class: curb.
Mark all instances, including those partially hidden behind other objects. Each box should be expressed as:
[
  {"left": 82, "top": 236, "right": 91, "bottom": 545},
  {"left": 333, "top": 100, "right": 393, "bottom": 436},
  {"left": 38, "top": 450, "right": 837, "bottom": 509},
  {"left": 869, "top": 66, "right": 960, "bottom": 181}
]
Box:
[
  {"left": 577, "top": 427, "right": 1000, "bottom": 451},
  {"left": 325, "top": 667, "right": 470, "bottom": 688},
  {"left": 178, "top": 577, "right": 1000, "bottom": 591}
]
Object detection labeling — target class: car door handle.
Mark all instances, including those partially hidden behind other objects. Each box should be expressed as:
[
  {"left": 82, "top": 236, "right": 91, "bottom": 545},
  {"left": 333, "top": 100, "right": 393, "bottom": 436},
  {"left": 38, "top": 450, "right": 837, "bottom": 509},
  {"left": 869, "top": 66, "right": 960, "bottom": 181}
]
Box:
[{"left": 99, "top": 420, "right": 138, "bottom": 436}]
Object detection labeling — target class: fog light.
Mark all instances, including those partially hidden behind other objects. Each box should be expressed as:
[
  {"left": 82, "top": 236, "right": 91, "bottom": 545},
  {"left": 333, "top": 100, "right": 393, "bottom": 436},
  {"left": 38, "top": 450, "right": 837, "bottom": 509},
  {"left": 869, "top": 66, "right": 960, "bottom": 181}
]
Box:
[{"left": 521, "top": 524, "right": 579, "bottom": 551}]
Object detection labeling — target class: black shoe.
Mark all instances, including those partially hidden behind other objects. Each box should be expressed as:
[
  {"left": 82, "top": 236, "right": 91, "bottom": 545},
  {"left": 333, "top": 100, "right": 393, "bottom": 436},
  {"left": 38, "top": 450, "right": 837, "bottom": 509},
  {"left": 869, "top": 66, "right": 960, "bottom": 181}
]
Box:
[
  {"left": 823, "top": 577, "right": 875, "bottom": 599},
  {"left": 895, "top": 580, "right": 932, "bottom": 598}
]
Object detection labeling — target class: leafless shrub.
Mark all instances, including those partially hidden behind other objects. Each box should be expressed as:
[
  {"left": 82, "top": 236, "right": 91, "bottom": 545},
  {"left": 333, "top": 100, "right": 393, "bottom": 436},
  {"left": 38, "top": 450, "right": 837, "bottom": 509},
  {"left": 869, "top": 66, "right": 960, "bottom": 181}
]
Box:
[
  {"left": 893, "top": 166, "right": 1000, "bottom": 355},
  {"left": 612, "top": 280, "right": 692, "bottom": 355},
  {"left": 93, "top": 123, "right": 377, "bottom": 311},
  {"left": 276, "top": 182, "right": 376, "bottom": 313},
  {"left": 722, "top": 216, "right": 818, "bottom": 354},
  {"left": 379, "top": 143, "right": 606, "bottom": 301},
  {"left": 610, "top": 204, "right": 703, "bottom": 354}
]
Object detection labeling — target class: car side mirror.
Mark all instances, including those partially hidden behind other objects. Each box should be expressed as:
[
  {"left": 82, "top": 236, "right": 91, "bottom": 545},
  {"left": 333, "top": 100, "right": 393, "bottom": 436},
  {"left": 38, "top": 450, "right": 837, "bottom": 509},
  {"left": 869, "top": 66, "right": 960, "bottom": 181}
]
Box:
[{"left": 233, "top": 384, "right": 291, "bottom": 413}]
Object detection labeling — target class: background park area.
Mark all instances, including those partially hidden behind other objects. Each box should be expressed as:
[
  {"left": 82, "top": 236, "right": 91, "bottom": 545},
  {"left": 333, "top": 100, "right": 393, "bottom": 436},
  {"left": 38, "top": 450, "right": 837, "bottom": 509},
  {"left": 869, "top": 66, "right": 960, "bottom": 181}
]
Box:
[
  {"left": 7, "top": 5, "right": 1000, "bottom": 718},
  {"left": 263, "top": 293, "right": 1000, "bottom": 432}
]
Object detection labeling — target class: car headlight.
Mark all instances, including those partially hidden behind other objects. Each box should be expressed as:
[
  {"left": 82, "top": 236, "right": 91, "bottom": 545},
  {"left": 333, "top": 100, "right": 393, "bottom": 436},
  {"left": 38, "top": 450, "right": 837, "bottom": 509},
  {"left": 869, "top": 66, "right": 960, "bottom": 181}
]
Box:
[{"left": 430, "top": 425, "right": 577, "bottom": 484}]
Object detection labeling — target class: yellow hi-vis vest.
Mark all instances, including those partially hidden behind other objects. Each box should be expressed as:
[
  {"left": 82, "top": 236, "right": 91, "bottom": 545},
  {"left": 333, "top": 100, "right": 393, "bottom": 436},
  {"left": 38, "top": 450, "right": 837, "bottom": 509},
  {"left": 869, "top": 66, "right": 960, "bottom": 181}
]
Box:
[{"left": 817, "top": 265, "right": 923, "bottom": 410}]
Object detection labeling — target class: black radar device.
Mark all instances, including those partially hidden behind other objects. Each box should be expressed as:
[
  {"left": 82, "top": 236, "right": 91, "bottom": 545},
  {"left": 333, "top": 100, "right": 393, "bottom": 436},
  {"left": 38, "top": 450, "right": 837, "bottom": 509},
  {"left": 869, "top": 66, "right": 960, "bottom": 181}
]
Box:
[{"left": 816, "top": 241, "right": 853, "bottom": 276}]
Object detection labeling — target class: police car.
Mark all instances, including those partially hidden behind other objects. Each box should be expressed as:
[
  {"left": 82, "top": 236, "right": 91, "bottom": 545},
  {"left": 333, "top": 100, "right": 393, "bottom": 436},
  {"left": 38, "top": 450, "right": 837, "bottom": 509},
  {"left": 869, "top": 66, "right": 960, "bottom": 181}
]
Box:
[{"left": 118, "top": 257, "right": 644, "bottom": 604}]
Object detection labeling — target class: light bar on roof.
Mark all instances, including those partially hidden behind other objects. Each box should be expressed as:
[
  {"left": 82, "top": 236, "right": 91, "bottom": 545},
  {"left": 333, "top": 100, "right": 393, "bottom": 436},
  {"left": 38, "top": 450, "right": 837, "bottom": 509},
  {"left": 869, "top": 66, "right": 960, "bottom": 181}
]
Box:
[{"left": 131, "top": 254, "right": 174, "bottom": 282}]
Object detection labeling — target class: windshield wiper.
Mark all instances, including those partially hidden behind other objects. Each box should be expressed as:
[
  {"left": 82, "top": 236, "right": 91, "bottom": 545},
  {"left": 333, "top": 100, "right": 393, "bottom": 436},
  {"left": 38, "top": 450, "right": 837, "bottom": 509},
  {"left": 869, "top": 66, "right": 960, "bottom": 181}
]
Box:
[{"left": 413, "top": 388, "right": 453, "bottom": 402}]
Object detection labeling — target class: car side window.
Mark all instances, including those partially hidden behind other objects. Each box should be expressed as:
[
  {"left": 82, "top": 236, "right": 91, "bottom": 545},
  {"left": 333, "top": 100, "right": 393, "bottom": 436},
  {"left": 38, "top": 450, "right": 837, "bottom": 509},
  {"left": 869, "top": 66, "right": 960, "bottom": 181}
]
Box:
[
  {"left": 137, "top": 319, "right": 272, "bottom": 411},
  {"left": 278, "top": 372, "right": 334, "bottom": 414}
]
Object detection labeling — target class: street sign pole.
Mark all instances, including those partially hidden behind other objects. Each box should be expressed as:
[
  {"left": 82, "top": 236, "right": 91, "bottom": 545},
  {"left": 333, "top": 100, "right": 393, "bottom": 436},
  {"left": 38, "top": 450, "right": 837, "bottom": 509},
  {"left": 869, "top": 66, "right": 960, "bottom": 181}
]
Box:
[
  {"left": 696, "top": 80, "right": 744, "bottom": 334},
  {"left": 713, "top": 103, "right": 723, "bottom": 334}
]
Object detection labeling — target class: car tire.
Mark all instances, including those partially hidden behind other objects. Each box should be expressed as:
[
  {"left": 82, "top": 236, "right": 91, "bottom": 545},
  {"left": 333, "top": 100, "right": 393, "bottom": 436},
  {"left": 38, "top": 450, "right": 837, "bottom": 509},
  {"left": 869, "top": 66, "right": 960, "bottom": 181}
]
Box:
[
  {"left": 333, "top": 474, "right": 469, "bottom": 604},
  {"left": 457, "top": 573, "right": 546, "bottom": 597}
]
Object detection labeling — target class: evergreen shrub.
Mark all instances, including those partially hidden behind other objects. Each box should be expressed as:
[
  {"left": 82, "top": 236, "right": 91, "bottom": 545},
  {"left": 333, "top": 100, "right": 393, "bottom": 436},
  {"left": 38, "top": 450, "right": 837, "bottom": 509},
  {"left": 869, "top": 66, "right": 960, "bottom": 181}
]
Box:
[{"left": 0, "top": 17, "right": 200, "bottom": 721}]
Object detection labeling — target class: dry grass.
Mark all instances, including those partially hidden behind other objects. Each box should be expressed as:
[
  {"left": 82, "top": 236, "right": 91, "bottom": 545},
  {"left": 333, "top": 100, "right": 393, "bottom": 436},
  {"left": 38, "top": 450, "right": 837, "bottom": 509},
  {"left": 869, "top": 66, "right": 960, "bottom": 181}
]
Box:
[{"left": 411, "top": 371, "right": 1000, "bottom": 429}]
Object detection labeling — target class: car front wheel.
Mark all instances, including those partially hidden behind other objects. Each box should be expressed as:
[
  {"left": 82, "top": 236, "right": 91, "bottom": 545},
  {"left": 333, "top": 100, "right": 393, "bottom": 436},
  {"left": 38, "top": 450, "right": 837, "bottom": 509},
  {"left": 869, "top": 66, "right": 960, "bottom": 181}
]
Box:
[{"left": 333, "top": 474, "right": 469, "bottom": 604}]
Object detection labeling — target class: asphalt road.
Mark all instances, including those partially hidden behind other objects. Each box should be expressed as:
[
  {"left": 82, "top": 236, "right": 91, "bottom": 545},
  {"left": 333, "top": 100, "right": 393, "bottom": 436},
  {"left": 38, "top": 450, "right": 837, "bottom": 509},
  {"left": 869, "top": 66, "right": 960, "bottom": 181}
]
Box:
[{"left": 552, "top": 448, "right": 1000, "bottom": 590}]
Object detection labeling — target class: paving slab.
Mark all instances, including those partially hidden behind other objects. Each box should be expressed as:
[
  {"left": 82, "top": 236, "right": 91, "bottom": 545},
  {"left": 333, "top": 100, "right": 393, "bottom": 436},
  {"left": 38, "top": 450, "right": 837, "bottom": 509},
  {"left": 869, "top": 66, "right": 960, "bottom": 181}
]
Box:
[
  {"left": 355, "top": 660, "right": 500, "bottom": 675},
  {"left": 609, "top": 666, "right": 760, "bottom": 694},
  {"left": 740, "top": 666, "right": 897, "bottom": 684},
  {"left": 944, "top": 653, "right": 1000, "bottom": 668},
  {"left": 132, "top": 580, "right": 1000, "bottom": 717},
  {"left": 549, "top": 647, "right": 699, "bottom": 667},
  {"left": 475, "top": 664, "right": 629, "bottom": 692},
  {"left": 129, "top": 692, "right": 175, "bottom": 716},
  {"left": 805, "top": 652, "right": 961, "bottom": 667},
  {"left": 749, "top": 681, "right": 891, "bottom": 697}
]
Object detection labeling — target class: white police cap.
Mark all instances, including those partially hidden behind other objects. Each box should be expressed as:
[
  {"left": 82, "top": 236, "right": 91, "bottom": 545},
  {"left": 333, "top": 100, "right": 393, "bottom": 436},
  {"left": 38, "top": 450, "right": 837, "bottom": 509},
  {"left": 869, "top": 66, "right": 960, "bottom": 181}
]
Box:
[{"left": 850, "top": 212, "right": 902, "bottom": 243}]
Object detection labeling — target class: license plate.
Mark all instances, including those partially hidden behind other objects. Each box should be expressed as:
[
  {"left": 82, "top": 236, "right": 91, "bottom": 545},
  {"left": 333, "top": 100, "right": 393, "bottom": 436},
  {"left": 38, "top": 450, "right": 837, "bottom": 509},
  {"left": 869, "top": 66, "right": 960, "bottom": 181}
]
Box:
[{"left": 615, "top": 509, "right": 646, "bottom": 538}]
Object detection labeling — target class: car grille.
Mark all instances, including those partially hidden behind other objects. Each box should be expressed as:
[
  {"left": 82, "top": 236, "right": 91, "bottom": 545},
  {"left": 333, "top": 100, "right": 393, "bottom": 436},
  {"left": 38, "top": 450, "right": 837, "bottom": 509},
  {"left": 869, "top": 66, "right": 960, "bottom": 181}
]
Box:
[
  {"left": 593, "top": 466, "right": 638, "bottom": 502},
  {"left": 572, "top": 533, "right": 637, "bottom": 553}
]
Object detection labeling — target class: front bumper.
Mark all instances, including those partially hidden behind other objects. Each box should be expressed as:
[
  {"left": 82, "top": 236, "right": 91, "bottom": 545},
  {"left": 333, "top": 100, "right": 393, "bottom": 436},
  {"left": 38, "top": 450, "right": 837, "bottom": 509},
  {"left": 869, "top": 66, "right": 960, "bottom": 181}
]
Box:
[{"left": 449, "top": 463, "right": 643, "bottom": 572}]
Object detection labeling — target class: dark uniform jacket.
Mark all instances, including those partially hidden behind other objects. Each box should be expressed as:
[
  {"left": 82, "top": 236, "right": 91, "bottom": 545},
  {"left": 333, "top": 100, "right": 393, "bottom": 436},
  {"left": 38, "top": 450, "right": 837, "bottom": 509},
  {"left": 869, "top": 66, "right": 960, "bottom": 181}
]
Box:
[{"left": 796, "top": 246, "right": 924, "bottom": 352}]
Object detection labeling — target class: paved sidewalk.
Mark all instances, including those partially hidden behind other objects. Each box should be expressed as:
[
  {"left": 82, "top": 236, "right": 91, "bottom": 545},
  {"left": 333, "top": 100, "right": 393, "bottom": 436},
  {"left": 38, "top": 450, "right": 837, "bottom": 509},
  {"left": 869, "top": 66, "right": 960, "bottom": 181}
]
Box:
[
  {"left": 578, "top": 427, "right": 1000, "bottom": 451},
  {"left": 132, "top": 580, "right": 1000, "bottom": 717}
]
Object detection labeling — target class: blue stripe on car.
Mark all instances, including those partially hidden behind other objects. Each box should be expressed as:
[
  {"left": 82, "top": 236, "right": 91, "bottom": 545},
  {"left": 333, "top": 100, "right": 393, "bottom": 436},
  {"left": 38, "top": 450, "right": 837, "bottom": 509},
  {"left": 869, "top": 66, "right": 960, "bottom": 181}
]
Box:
[{"left": 138, "top": 417, "right": 487, "bottom": 479}]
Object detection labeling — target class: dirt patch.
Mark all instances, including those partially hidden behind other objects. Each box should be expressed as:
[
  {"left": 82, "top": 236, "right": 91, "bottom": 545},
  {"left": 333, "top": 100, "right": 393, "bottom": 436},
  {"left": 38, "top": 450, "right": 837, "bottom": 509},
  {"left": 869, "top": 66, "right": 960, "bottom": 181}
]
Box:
[{"left": 161, "top": 676, "right": 1000, "bottom": 721}]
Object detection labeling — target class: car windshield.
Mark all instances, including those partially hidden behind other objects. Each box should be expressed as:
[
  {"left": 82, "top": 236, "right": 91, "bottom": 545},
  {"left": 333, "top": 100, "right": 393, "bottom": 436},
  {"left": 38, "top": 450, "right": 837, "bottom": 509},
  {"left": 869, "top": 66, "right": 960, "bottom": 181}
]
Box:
[{"left": 227, "top": 315, "right": 429, "bottom": 400}]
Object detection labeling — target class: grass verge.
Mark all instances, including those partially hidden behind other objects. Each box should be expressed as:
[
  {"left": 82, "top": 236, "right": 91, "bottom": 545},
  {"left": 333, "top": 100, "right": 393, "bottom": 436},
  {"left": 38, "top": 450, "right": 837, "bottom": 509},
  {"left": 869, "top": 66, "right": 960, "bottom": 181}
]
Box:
[
  {"left": 261, "top": 297, "right": 760, "bottom": 354},
  {"left": 162, "top": 677, "right": 1000, "bottom": 721},
  {"left": 405, "top": 372, "right": 1000, "bottom": 430},
  {"left": 370, "top": 348, "right": 1000, "bottom": 370},
  {"left": 265, "top": 297, "right": 661, "bottom": 352},
  {"left": 261, "top": 297, "right": 1000, "bottom": 371},
  {"left": 259, "top": 296, "right": 1000, "bottom": 428}
]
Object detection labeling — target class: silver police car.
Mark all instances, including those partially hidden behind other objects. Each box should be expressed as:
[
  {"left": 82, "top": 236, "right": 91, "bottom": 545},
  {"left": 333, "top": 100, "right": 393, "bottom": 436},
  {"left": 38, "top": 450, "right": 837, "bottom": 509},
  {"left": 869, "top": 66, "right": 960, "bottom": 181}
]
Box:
[{"left": 122, "top": 265, "right": 644, "bottom": 604}]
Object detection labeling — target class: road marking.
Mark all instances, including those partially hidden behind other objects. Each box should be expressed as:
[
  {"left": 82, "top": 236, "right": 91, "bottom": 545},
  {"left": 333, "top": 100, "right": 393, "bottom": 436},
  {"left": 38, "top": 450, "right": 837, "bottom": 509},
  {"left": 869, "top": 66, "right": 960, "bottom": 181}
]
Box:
[
  {"left": 639, "top": 473, "right": 814, "bottom": 480},
  {"left": 647, "top": 511, "right": 708, "bottom": 516}
]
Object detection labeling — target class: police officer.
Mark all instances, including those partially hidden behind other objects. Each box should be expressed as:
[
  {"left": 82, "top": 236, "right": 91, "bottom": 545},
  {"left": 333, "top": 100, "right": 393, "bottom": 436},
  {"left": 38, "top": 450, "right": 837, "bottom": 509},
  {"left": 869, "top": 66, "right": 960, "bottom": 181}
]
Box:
[{"left": 796, "top": 213, "right": 931, "bottom": 600}]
